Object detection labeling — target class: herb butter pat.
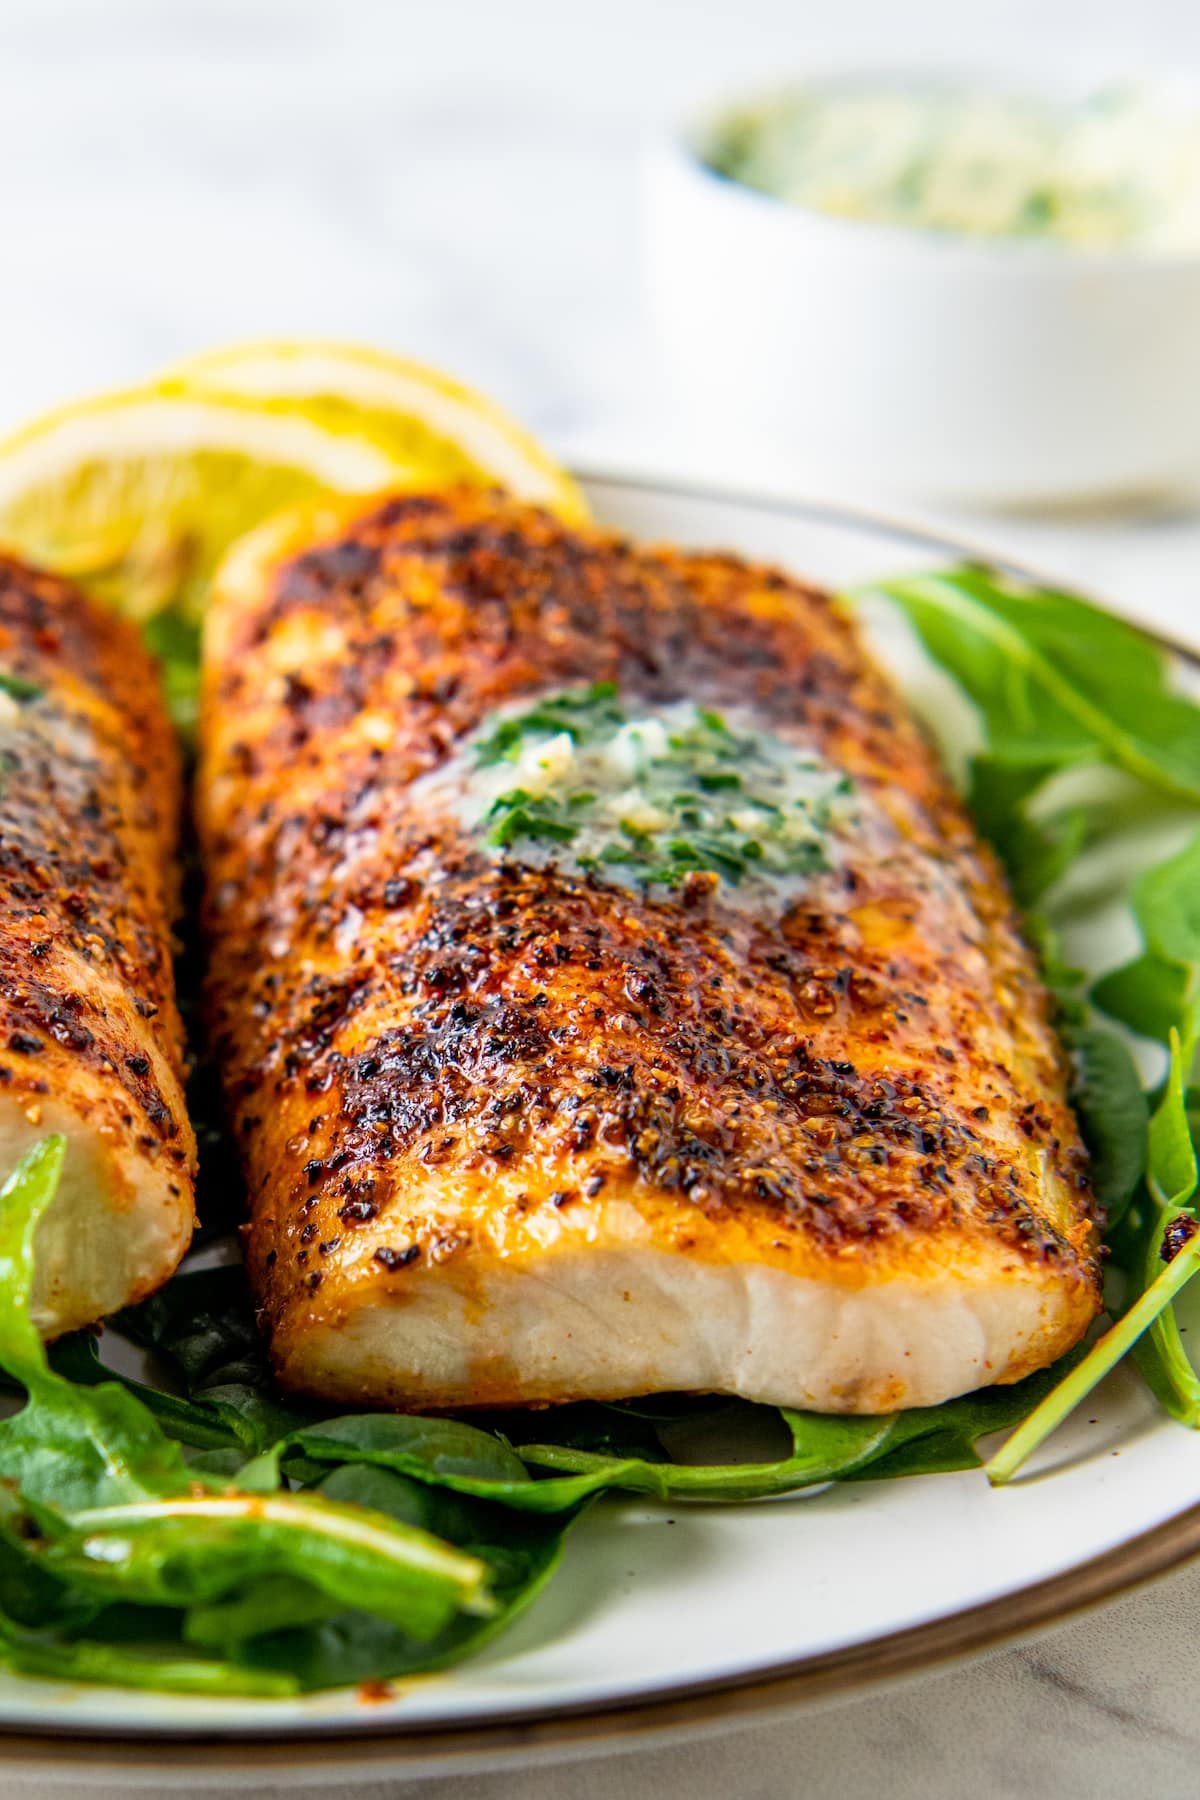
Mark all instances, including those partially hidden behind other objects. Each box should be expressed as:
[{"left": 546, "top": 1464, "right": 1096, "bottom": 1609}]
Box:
[
  {"left": 708, "top": 83, "right": 1200, "bottom": 253},
  {"left": 433, "top": 684, "right": 857, "bottom": 910}
]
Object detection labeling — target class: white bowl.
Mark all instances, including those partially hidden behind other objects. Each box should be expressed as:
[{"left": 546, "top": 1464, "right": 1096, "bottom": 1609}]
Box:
[{"left": 643, "top": 100, "right": 1200, "bottom": 507}]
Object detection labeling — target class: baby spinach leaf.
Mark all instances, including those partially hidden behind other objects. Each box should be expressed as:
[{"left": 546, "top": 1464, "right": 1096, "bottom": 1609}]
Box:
[
  {"left": 194, "top": 1466, "right": 573, "bottom": 1689},
  {"left": 46, "top": 1333, "right": 236, "bottom": 1454},
  {"left": 1092, "top": 955, "right": 1190, "bottom": 1047},
  {"left": 868, "top": 566, "right": 1200, "bottom": 801},
  {"left": 1125, "top": 1027, "right": 1200, "bottom": 1424},
  {"left": 988, "top": 1031, "right": 1200, "bottom": 1480},
  {"left": 141, "top": 608, "right": 202, "bottom": 736},
  {"left": 118, "top": 1263, "right": 266, "bottom": 1386},
  {"left": 1093, "top": 832, "right": 1200, "bottom": 1060},
  {"left": 128, "top": 1355, "right": 1082, "bottom": 1515},
  {"left": 0, "top": 1483, "right": 491, "bottom": 1641},
  {"left": 467, "top": 1409, "right": 897, "bottom": 1505},
  {"left": 967, "top": 753, "right": 1092, "bottom": 908},
  {"left": 287, "top": 1413, "right": 542, "bottom": 1494},
  {"left": 1128, "top": 831, "right": 1200, "bottom": 966},
  {"left": 0, "top": 1534, "right": 103, "bottom": 1635},
  {"left": 281, "top": 1402, "right": 920, "bottom": 1507},
  {"left": 857, "top": 566, "right": 1200, "bottom": 1475},
  {"left": 492, "top": 1365, "right": 1079, "bottom": 1501},
  {"left": 0, "top": 1138, "right": 204, "bottom": 1512},
  {"left": 1149, "top": 1031, "right": 1200, "bottom": 1208},
  {"left": 0, "top": 1142, "right": 495, "bottom": 1683},
  {"left": 1066, "top": 1026, "right": 1149, "bottom": 1229},
  {"left": 0, "top": 1612, "right": 300, "bottom": 1697},
  {"left": 114, "top": 1265, "right": 310, "bottom": 1453},
  {"left": 867, "top": 568, "right": 1200, "bottom": 919}
]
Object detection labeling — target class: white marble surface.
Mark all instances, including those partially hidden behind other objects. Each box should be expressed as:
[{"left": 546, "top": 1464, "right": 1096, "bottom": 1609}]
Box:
[{"left": 4, "top": 0, "right": 1200, "bottom": 1792}]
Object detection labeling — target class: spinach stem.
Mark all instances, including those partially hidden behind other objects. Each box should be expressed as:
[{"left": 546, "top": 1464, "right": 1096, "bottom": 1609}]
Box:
[{"left": 985, "top": 1231, "right": 1200, "bottom": 1484}]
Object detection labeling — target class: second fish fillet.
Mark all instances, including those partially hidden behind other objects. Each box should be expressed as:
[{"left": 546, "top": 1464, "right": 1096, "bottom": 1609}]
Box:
[{"left": 0, "top": 556, "right": 195, "bottom": 1332}]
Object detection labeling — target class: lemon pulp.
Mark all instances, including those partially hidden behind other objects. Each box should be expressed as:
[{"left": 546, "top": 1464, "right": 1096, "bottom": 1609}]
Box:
[{"left": 0, "top": 342, "right": 584, "bottom": 726}]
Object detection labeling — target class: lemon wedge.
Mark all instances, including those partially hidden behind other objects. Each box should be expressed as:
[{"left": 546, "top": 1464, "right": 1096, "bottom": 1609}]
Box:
[
  {"left": 0, "top": 350, "right": 582, "bottom": 626},
  {"left": 0, "top": 345, "right": 583, "bottom": 726},
  {"left": 0, "top": 384, "right": 412, "bottom": 624},
  {"left": 167, "top": 338, "right": 588, "bottom": 525}
]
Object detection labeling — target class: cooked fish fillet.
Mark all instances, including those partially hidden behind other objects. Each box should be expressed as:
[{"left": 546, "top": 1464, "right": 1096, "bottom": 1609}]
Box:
[
  {"left": 0, "top": 556, "right": 195, "bottom": 1334},
  {"left": 198, "top": 489, "right": 1099, "bottom": 1414}
]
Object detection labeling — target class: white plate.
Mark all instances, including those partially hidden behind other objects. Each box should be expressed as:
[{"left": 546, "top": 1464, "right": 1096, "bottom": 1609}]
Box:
[{"left": 4, "top": 472, "right": 1198, "bottom": 1789}]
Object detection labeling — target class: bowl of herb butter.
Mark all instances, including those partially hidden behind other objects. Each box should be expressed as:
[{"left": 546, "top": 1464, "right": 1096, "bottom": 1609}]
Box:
[{"left": 644, "top": 75, "right": 1200, "bottom": 505}]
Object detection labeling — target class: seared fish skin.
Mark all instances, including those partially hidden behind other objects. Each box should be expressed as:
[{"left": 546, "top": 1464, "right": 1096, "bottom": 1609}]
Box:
[
  {"left": 199, "top": 490, "right": 1099, "bottom": 1413},
  {"left": 0, "top": 557, "right": 195, "bottom": 1333}
]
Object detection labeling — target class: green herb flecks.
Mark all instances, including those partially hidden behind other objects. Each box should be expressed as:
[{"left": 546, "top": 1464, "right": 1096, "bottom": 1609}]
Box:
[
  {"left": 474, "top": 682, "right": 625, "bottom": 765},
  {"left": 470, "top": 689, "right": 851, "bottom": 900},
  {"left": 484, "top": 789, "right": 580, "bottom": 849}
]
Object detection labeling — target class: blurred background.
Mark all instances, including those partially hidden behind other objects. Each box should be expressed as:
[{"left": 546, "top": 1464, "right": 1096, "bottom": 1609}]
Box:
[{"left": 3, "top": 0, "right": 1199, "bottom": 616}]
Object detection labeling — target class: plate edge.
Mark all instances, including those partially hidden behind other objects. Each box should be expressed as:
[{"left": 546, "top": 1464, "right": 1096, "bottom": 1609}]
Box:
[{"left": 0, "top": 1499, "right": 1198, "bottom": 1773}]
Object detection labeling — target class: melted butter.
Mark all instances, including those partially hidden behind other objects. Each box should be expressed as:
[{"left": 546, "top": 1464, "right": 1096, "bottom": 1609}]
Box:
[{"left": 414, "top": 685, "right": 862, "bottom": 916}]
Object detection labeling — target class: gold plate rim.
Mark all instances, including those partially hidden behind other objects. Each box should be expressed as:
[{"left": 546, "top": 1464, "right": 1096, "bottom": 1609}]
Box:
[{"left": 2, "top": 470, "right": 1196, "bottom": 1777}]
